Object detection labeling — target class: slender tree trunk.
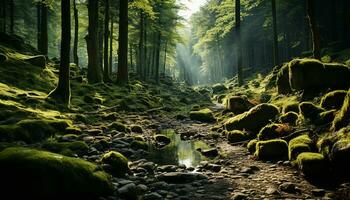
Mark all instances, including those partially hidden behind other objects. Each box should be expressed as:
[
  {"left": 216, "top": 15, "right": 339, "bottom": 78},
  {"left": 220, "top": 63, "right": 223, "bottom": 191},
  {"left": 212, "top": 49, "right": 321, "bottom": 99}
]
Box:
[
  {"left": 235, "top": 0, "right": 243, "bottom": 86},
  {"left": 73, "top": 0, "right": 79, "bottom": 67},
  {"left": 117, "top": 0, "right": 128, "bottom": 84},
  {"left": 138, "top": 11, "right": 144, "bottom": 77},
  {"left": 2, "top": 0, "right": 6, "bottom": 32},
  {"left": 38, "top": 0, "right": 48, "bottom": 55},
  {"left": 307, "top": 0, "right": 321, "bottom": 59},
  {"left": 98, "top": 4, "right": 104, "bottom": 76},
  {"left": 271, "top": 0, "right": 279, "bottom": 66},
  {"left": 103, "top": 0, "right": 110, "bottom": 82},
  {"left": 9, "top": 0, "right": 14, "bottom": 34},
  {"left": 49, "top": 0, "right": 71, "bottom": 105},
  {"left": 109, "top": 16, "right": 113, "bottom": 75},
  {"left": 37, "top": 3, "right": 41, "bottom": 51},
  {"left": 129, "top": 45, "right": 134, "bottom": 72},
  {"left": 162, "top": 40, "right": 167, "bottom": 77},
  {"left": 86, "top": 0, "right": 102, "bottom": 83},
  {"left": 143, "top": 19, "right": 148, "bottom": 80},
  {"left": 155, "top": 32, "right": 161, "bottom": 84}
]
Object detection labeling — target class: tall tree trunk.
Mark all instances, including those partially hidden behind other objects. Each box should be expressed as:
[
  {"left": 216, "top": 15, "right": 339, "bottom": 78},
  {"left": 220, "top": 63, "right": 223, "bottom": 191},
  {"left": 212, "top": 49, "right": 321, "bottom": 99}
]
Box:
[
  {"left": 117, "top": 0, "right": 128, "bottom": 84},
  {"left": 162, "top": 40, "right": 167, "bottom": 76},
  {"left": 109, "top": 16, "right": 113, "bottom": 75},
  {"left": 2, "top": 0, "right": 6, "bottom": 32},
  {"left": 138, "top": 11, "right": 144, "bottom": 77},
  {"left": 155, "top": 32, "right": 161, "bottom": 84},
  {"left": 143, "top": 19, "right": 148, "bottom": 80},
  {"left": 86, "top": 0, "right": 102, "bottom": 83},
  {"left": 73, "top": 0, "right": 79, "bottom": 67},
  {"left": 103, "top": 0, "right": 110, "bottom": 82},
  {"left": 37, "top": 3, "right": 41, "bottom": 50},
  {"left": 129, "top": 45, "right": 134, "bottom": 72},
  {"left": 9, "top": 0, "right": 14, "bottom": 34},
  {"left": 49, "top": 0, "right": 71, "bottom": 105},
  {"left": 235, "top": 0, "right": 243, "bottom": 86},
  {"left": 98, "top": 4, "right": 104, "bottom": 76},
  {"left": 38, "top": 0, "right": 48, "bottom": 55},
  {"left": 271, "top": 0, "right": 279, "bottom": 66},
  {"left": 307, "top": 0, "right": 321, "bottom": 59}
]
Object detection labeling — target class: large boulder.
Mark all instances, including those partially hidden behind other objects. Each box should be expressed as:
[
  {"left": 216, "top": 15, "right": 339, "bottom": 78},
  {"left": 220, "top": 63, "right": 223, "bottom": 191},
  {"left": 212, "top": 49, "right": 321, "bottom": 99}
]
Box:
[
  {"left": 254, "top": 139, "right": 288, "bottom": 161},
  {"left": 320, "top": 90, "right": 348, "bottom": 110},
  {"left": 225, "top": 95, "right": 255, "bottom": 114},
  {"left": 24, "top": 55, "right": 47, "bottom": 68},
  {"left": 101, "top": 151, "right": 130, "bottom": 177},
  {"left": 257, "top": 123, "right": 293, "bottom": 141},
  {"left": 276, "top": 63, "right": 292, "bottom": 94},
  {"left": 332, "top": 90, "right": 350, "bottom": 131},
  {"left": 288, "top": 59, "right": 350, "bottom": 91},
  {"left": 212, "top": 83, "right": 227, "bottom": 94},
  {"left": 296, "top": 152, "right": 329, "bottom": 180},
  {"left": 330, "top": 136, "right": 350, "bottom": 177},
  {"left": 299, "top": 102, "right": 325, "bottom": 121},
  {"left": 288, "top": 135, "right": 313, "bottom": 160},
  {"left": 279, "top": 112, "right": 299, "bottom": 125},
  {"left": 189, "top": 108, "right": 216, "bottom": 123},
  {"left": 0, "top": 147, "right": 113, "bottom": 199},
  {"left": 224, "top": 104, "right": 279, "bottom": 133},
  {"left": 227, "top": 130, "right": 249, "bottom": 143}
]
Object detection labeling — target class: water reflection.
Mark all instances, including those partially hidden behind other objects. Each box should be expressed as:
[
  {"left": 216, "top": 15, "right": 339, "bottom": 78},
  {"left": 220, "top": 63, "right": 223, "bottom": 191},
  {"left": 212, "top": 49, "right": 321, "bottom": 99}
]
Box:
[{"left": 147, "top": 129, "right": 209, "bottom": 168}]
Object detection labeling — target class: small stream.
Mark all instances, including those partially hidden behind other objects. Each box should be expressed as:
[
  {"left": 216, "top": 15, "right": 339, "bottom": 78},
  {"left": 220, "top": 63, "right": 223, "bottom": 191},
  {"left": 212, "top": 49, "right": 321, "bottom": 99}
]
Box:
[{"left": 147, "top": 129, "right": 209, "bottom": 168}]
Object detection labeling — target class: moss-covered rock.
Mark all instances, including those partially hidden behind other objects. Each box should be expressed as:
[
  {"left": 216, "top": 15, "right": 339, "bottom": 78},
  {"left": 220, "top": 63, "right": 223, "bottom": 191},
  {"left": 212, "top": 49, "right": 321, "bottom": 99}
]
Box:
[
  {"left": 0, "top": 147, "right": 113, "bottom": 198},
  {"left": 109, "top": 122, "right": 128, "bottom": 133},
  {"left": 255, "top": 139, "right": 288, "bottom": 161},
  {"left": 279, "top": 112, "right": 299, "bottom": 125},
  {"left": 320, "top": 90, "right": 348, "bottom": 110},
  {"left": 130, "top": 125, "right": 143, "bottom": 133},
  {"left": 332, "top": 90, "right": 350, "bottom": 131},
  {"left": 288, "top": 135, "right": 313, "bottom": 160},
  {"left": 289, "top": 59, "right": 350, "bottom": 91},
  {"left": 212, "top": 83, "right": 227, "bottom": 94},
  {"left": 154, "top": 134, "right": 171, "bottom": 145},
  {"left": 330, "top": 137, "right": 350, "bottom": 176},
  {"left": 282, "top": 103, "right": 300, "bottom": 114},
  {"left": 299, "top": 102, "right": 325, "bottom": 121},
  {"left": 24, "top": 55, "right": 46, "bottom": 68},
  {"left": 0, "top": 119, "right": 72, "bottom": 143},
  {"left": 276, "top": 63, "right": 292, "bottom": 94},
  {"left": 225, "top": 104, "right": 279, "bottom": 133},
  {"left": 189, "top": 108, "right": 216, "bottom": 123},
  {"left": 247, "top": 139, "right": 258, "bottom": 154},
  {"left": 101, "top": 151, "right": 130, "bottom": 177},
  {"left": 296, "top": 152, "right": 328, "bottom": 179},
  {"left": 224, "top": 95, "right": 254, "bottom": 114},
  {"left": 42, "top": 140, "right": 89, "bottom": 156},
  {"left": 130, "top": 140, "right": 149, "bottom": 150},
  {"left": 227, "top": 130, "right": 249, "bottom": 143},
  {"left": 257, "top": 123, "right": 292, "bottom": 141}
]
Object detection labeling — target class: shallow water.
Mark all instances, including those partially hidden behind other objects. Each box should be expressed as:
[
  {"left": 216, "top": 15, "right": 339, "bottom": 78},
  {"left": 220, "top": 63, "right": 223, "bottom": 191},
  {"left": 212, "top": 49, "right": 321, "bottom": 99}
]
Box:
[{"left": 147, "top": 129, "right": 209, "bottom": 168}]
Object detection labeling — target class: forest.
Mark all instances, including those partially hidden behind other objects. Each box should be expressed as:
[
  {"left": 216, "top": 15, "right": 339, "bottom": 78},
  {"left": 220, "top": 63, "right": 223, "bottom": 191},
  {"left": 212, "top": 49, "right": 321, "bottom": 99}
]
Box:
[{"left": 0, "top": 0, "right": 350, "bottom": 199}]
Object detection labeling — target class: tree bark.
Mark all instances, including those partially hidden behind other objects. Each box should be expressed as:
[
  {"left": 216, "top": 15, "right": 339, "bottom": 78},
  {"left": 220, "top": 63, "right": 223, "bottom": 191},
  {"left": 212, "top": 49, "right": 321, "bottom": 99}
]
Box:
[
  {"left": 10, "top": 0, "right": 14, "bottom": 34},
  {"left": 109, "top": 15, "right": 113, "bottom": 75},
  {"left": 2, "top": 0, "right": 6, "bottom": 32},
  {"left": 103, "top": 0, "right": 110, "bottom": 82},
  {"left": 137, "top": 11, "right": 144, "bottom": 77},
  {"left": 117, "top": 0, "right": 129, "bottom": 84},
  {"left": 155, "top": 32, "right": 161, "bottom": 84},
  {"left": 73, "top": 0, "right": 79, "bottom": 67},
  {"left": 86, "top": 0, "right": 102, "bottom": 83},
  {"left": 38, "top": 0, "right": 48, "bottom": 55},
  {"left": 271, "top": 0, "right": 279, "bottom": 66},
  {"left": 307, "top": 0, "right": 321, "bottom": 59},
  {"left": 235, "top": 0, "right": 243, "bottom": 86},
  {"left": 162, "top": 40, "right": 167, "bottom": 76},
  {"left": 49, "top": 0, "right": 71, "bottom": 105}
]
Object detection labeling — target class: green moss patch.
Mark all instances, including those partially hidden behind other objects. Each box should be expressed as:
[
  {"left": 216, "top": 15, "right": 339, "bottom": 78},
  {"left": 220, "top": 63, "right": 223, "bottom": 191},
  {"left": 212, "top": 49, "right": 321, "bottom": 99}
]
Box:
[
  {"left": 189, "top": 108, "right": 216, "bottom": 123},
  {"left": 101, "top": 151, "right": 130, "bottom": 177},
  {"left": 0, "top": 147, "right": 113, "bottom": 198},
  {"left": 255, "top": 139, "right": 288, "bottom": 161},
  {"left": 279, "top": 112, "right": 299, "bottom": 125},
  {"left": 288, "top": 135, "right": 313, "bottom": 160},
  {"left": 320, "top": 90, "right": 348, "bottom": 110},
  {"left": 227, "top": 130, "right": 249, "bottom": 143},
  {"left": 42, "top": 140, "right": 89, "bottom": 156},
  {"left": 257, "top": 123, "right": 293, "bottom": 141},
  {"left": 332, "top": 90, "right": 350, "bottom": 131},
  {"left": 247, "top": 139, "right": 258, "bottom": 154},
  {"left": 296, "top": 152, "right": 329, "bottom": 180},
  {"left": 225, "top": 103, "right": 279, "bottom": 133}
]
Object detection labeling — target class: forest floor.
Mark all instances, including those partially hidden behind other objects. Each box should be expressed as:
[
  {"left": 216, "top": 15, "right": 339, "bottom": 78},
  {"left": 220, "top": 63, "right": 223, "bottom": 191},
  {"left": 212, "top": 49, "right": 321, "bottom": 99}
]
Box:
[{"left": 1, "top": 37, "right": 350, "bottom": 200}]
